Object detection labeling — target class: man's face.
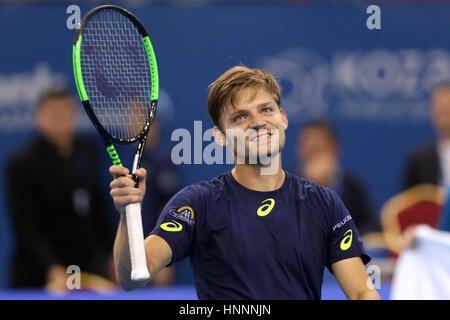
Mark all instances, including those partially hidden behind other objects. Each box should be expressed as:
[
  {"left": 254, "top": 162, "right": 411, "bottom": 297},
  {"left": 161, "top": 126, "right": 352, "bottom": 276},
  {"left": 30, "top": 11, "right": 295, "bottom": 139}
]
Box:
[
  {"left": 298, "top": 127, "right": 337, "bottom": 163},
  {"left": 432, "top": 88, "right": 450, "bottom": 138},
  {"left": 216, "top": 87, "right": 288, "bottom": 166},
  {"left": 36, "top": 97, "right": 77, "bottom": 149}
]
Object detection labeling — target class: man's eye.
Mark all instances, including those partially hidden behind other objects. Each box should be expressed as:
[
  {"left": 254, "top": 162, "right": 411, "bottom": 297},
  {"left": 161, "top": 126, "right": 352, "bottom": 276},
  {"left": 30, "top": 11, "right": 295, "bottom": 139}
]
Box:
[
  {"left": 233, "top": 115, "right": 245, "bottom": 122},
  {"left": 263, "top": 107, "right": 273, "bottom": 113}
]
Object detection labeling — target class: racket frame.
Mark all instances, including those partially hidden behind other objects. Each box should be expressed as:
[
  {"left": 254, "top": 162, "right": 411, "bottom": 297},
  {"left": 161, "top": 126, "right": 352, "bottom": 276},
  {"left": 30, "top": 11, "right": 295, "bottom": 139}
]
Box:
[{"left": 72, "top": 5, "right": 159, "bottom": 282}]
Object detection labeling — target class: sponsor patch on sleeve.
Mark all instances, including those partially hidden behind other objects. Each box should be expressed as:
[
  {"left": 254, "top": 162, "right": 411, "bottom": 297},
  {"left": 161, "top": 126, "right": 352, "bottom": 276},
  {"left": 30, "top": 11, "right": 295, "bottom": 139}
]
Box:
[
  {"left": 332, "top": 214, "right": 352, "bottom": 231},
  {"left": 340, "top": 229, "right": 353, "bottom": 251},
  {"left": 168, "top": 206, "right": 195, "bottom": 225}
]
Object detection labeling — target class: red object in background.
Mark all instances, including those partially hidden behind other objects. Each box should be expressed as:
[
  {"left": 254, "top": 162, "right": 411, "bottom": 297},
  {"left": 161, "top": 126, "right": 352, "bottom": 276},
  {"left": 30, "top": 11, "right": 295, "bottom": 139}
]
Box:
[{"left": 397, "top": 201, "right": 442, "bottom": 232}]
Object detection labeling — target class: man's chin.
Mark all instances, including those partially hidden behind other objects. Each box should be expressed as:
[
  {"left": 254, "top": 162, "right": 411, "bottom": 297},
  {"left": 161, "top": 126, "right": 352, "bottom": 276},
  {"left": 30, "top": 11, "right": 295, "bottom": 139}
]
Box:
[{"left": 235, "top": 149, "right": 281, "bottom": 166}]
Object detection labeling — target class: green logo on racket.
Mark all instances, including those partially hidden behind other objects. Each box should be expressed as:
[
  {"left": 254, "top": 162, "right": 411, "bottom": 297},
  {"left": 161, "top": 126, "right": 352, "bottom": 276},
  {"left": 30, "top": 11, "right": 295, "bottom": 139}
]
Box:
[{"left": 106, "top": 145, "right": 122, "bottom": 166}]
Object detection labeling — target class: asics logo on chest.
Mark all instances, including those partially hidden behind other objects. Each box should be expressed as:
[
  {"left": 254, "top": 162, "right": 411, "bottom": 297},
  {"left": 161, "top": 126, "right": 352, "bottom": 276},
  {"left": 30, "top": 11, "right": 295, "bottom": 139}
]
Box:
[{"left": 257, "top": 198, "right": 275, "bottom": 217}]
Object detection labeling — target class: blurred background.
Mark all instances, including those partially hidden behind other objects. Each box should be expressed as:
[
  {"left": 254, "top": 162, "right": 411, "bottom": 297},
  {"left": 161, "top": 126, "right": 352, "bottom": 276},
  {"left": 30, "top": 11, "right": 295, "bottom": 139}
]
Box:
[{"left": 1, "top": 0, "right": 450, "bottom": 300}]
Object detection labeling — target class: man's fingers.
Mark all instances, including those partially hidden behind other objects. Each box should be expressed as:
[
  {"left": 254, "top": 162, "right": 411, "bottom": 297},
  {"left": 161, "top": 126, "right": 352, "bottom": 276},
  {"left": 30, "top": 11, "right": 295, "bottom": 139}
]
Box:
[
  {"left": 134, "top": 168, "right": 147, "bottom": 177},
  {"left": 109, "top": 166, "right": 147, "bottom": 215},
  {"left": 132, "top": 168, "right": 147, "bottom": 191},
  {"left": 134, "top": 168, "right": 147, "bottom": 184},
  {"left": 109, "top": 165, "right": 129, "bottom": 178},
  {"left": 110, "top": 186, "right": 144, "bottom": 198},
  {"left": 110, "top": 175, "right": 137, "bottom": 189}
]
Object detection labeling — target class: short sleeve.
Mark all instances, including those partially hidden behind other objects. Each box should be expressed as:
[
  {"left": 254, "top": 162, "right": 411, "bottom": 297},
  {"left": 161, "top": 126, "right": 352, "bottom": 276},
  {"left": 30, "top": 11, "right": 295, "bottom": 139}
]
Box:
[
  {"left": 325, "top": 189, "right": 371, "bottom": 272},
  {"left": 149, "top": 184, "right": 204, "bottom": 266}
]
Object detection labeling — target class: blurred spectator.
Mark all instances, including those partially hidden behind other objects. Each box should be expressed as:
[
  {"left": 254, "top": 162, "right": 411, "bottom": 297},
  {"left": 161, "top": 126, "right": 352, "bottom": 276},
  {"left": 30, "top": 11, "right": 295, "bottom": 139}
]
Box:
[
  {"left": 294, "top": 119, "right": 379, "bottom": 235},
  {"left": 5, "top": 89, "right": 115, "bottom": 289},
  {"left": 402, "top": 83, "right": 450, "bottom": 189},
  {"left": 140, "top": 117, "right": 181, "bottom": 286},
  {"left": 394, "top": 84, "right": 450, "bottom": 299}
]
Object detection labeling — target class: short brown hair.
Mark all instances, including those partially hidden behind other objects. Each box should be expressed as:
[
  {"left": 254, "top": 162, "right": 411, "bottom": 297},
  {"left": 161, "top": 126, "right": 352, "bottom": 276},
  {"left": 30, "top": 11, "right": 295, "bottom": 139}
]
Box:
[
  {"left": 300, "top": 119, "right": 338, "bottom": 143},
  {"left": 37, "top": 88, "right": 74, "bottom": 110},
  {"left": 207, "top": 66, "right": 281, "bottom": 129}
]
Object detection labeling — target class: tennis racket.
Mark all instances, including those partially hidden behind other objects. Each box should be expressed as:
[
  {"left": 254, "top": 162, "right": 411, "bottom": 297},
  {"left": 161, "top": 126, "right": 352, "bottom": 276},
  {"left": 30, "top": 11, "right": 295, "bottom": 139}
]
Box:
[{"left": 72, "top": 5, "right": 158, "bottom": 281}]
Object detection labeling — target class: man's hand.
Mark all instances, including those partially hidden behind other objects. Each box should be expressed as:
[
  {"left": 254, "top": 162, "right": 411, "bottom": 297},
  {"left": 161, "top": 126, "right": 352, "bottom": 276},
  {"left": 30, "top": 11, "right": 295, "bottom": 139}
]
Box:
[
  {"left": 109, "top": 166, "right": 147, "bottom": 216},
  {"left": 45, "top": 264, "right": 68, "bottom": 291},
  {"left": 401, "top": 224, "right": 419, "bottom": 250}
]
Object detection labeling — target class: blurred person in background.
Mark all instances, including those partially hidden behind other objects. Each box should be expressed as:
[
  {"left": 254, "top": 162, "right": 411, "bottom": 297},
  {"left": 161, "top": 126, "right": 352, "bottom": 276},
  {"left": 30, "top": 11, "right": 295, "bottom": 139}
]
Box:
[
  {"left": 394, "top": 84, "right": 450, "bottom": 300},
  {"left": 402, "top": 83, "right": 450, "bottom": 189},
  {"left": 5, "top": 89, "right": 115, "bottom": 290},
  {"left": 140, "top": 118, "right": 181, "bottom": 286},
  {"left": 295, "top": 119, "right": 379, "bottom": 235}
]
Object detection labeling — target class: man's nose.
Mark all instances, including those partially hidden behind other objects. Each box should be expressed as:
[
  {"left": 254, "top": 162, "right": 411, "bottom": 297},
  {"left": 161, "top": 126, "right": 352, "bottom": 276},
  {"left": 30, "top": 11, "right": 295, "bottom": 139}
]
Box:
[{"left": 249, "top": 112, "right": 266, "bottom": 130}]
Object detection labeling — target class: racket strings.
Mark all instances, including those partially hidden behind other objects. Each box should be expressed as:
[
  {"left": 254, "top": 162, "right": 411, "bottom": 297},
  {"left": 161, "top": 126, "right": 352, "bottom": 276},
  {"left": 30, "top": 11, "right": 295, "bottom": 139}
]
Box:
[{"left": 80, "top": 9, "right": 152, "bottom": 141}]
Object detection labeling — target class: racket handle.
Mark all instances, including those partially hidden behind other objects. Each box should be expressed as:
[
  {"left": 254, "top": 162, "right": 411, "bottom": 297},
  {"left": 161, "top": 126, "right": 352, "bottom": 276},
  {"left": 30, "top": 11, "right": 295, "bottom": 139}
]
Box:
[{"left": 125, "top": 202, "right": 150, "bottom": 281}]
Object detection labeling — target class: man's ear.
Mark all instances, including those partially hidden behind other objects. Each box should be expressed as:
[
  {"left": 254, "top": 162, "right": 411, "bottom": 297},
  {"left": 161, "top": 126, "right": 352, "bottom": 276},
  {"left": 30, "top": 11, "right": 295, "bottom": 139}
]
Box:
[
  {"left": 280, "top": 108, "right": 288, "bottom": 130},
  {"left": 212, "top": 125, "right": 226, "bottom": 146}
]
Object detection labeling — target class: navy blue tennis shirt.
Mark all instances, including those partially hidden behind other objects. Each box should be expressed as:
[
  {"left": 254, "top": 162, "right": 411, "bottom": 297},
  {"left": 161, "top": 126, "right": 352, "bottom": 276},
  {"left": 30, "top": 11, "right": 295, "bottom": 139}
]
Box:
[{"left": 150, "top": 170, "right": 370, "bottom": 300}]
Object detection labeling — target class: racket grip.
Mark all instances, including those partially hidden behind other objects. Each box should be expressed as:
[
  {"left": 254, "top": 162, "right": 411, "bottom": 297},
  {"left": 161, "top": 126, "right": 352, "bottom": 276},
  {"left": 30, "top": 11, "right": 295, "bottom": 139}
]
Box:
[{"left": 125, "top": 202, "right": 150, "bottom": 281}]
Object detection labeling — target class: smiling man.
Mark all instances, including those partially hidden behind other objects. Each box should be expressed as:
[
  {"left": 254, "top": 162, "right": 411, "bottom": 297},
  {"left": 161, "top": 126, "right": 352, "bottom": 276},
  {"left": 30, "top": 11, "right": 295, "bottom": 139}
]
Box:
[{"left": 109, "top": 66, "right": 380, "bottom": 300}]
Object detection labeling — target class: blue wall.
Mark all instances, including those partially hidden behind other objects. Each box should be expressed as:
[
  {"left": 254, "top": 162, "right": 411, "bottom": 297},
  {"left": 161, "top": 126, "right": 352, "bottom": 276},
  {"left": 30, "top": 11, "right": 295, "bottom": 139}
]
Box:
[{"left": 1, "top": 3, "right": 448, "bottom": 287}]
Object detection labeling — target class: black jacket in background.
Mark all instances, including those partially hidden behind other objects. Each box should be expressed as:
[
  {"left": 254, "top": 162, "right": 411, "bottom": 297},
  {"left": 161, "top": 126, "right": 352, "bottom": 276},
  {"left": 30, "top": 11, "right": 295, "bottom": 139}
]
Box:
[
  {"left": 402, "top": 144, "right": 440, "bottom": 190},
  {"left": 6, "top": 135, "right": 115, "bottom": 288},
  {"left": 338, "top": 172, "right": 380, "bottom": 235}
]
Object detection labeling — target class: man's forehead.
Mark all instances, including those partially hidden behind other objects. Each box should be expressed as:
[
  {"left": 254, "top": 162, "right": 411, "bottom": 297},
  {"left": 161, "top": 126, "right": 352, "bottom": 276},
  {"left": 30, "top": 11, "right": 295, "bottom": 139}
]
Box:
[
  {"left": 224, "top": 89, "right": 276, "bottom": 113},
  {"left": 43, "top": 97, "right": 74, "bottom": 106}
]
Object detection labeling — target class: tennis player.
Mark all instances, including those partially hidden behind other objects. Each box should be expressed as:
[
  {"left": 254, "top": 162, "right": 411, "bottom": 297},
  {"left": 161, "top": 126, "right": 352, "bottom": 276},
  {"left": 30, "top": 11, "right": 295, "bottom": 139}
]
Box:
[{"left": 110, "top": 66, "right": 380, "bottom": 300}]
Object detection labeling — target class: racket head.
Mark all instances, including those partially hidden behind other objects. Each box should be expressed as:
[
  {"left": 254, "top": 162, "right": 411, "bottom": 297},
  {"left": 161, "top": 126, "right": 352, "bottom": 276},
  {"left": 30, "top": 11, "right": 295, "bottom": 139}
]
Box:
[{"left": 73, "top": 5, "right": 158, "bottom": 144}]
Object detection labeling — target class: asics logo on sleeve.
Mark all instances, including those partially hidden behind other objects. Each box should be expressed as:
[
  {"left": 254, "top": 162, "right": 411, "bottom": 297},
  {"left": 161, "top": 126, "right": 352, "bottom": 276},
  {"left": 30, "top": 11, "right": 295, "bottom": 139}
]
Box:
[
  {"left": 257, "top": 198, "right": 275, "bottom": 217},
  {"left": 160, "top": 220, "right": 183, "bottom": 232},
  {"left": 340, "top": 229, "right": 353, "bottom": 251}
]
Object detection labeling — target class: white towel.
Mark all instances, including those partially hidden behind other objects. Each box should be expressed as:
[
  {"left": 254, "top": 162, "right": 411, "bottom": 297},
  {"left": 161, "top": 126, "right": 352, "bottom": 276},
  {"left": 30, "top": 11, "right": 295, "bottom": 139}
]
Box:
[{"left": 390, "top": 225, "right": 450, "bottom": 300}]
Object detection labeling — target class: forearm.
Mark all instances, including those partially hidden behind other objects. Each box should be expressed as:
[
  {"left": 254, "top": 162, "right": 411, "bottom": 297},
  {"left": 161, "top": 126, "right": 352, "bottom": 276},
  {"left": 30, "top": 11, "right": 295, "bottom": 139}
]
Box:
[
  {"left": 332, "top": 257, "right": 381, "bottom": 301},
  {"left": 356, "top": 288, "right": 381, "bottom": 300},
  {"left": 113, "top": 215, "right": 149, "bottom": 291}
]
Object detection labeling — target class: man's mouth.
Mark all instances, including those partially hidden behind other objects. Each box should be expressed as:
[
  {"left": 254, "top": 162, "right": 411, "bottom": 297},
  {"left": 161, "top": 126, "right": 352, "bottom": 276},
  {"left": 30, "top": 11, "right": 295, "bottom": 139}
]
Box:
[{"left": 249, "top": 131, "right": 273, "bottom": 142}]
